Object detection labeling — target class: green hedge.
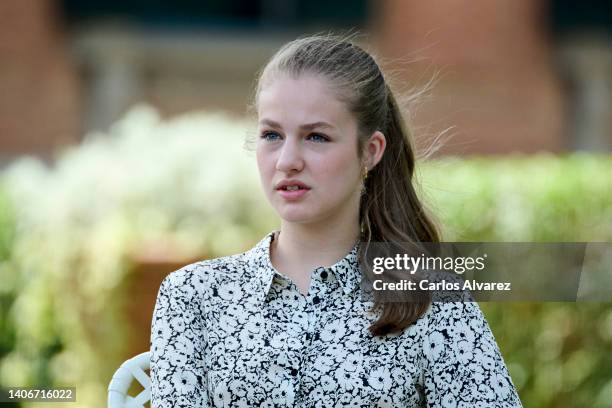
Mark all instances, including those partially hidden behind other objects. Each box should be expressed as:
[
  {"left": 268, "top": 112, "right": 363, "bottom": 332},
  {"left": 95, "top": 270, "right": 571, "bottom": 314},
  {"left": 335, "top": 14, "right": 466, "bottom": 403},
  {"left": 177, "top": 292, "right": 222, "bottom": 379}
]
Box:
[
  {"left": 419, "top": 154, "right": 611, "bottom": 242},
  {"left": 0, "top": 107, "right": 610, "bottom": 407}
]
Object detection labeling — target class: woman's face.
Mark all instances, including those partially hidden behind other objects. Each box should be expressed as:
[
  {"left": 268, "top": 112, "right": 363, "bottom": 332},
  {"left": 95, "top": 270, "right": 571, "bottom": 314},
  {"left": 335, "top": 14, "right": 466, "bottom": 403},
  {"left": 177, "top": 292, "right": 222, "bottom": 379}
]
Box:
[{"left": 256, "top": 74, "right": 364, "bottom": 226}]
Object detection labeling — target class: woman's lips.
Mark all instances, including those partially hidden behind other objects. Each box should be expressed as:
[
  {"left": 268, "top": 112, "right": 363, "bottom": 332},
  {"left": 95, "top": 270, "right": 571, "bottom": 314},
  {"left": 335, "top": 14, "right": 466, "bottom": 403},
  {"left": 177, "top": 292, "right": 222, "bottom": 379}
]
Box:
[{"left": 277, "top": 187, "right": 310, "bottom": 200}]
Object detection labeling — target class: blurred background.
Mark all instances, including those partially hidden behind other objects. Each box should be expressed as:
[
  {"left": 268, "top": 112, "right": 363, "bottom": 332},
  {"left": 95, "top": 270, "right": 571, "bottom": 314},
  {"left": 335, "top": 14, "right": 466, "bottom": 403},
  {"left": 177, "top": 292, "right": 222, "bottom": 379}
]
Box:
[{"left": 0, "top": 0, "right": 610, "bottom": 407}]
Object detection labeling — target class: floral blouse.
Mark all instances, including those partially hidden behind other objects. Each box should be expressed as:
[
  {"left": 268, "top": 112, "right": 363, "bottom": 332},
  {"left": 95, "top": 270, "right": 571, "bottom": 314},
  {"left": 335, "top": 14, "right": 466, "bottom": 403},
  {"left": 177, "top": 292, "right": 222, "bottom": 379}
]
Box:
[{"left": 150, "top": 231, "right": 522, "bottom": 407}]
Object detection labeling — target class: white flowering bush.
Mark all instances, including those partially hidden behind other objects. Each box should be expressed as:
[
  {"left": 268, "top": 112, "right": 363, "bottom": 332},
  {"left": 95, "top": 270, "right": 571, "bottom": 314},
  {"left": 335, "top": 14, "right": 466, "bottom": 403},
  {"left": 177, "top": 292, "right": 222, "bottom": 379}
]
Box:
[{"left": 0, "top": 105, "right": 277, "bottom": 407}]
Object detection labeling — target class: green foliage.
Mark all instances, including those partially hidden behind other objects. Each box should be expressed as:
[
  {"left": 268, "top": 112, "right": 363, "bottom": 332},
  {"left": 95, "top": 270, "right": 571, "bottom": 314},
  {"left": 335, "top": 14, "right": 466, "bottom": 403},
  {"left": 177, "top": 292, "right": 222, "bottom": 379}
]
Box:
[
  {"left": 418, "top": 154, "right": 611, "bottom": 241},
  {"left": 0, "top": 106, "right": 610, "bottom": 407},
  {"left": 0, "top": 184, "right": 17, "bottom": 360}
]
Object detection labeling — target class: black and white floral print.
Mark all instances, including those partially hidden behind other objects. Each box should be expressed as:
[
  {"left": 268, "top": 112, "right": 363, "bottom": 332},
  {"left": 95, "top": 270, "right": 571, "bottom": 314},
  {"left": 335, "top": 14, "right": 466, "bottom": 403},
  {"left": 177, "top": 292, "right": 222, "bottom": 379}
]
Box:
[{"left": 151, "top": 231, "right": 522, "bottom": 407}]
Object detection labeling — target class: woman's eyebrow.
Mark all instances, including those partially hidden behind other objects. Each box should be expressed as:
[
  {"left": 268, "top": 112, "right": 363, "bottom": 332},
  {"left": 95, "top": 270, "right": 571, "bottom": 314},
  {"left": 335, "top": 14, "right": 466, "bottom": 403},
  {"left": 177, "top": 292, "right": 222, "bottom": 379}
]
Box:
[{"left": 259, "top": 118, "right": 335, "bottom": 130}]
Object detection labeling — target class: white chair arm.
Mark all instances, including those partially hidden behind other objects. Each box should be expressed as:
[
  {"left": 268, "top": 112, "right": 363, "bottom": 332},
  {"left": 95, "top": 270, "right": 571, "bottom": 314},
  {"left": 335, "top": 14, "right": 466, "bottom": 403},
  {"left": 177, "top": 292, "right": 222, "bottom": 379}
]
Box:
[{"left": 108, "top": 351, "right": 151, "bottom": 408}]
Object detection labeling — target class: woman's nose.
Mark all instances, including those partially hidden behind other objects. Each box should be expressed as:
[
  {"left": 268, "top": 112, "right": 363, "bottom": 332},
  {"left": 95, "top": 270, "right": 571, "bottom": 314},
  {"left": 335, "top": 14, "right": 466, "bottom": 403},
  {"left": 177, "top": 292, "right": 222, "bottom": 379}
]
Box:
[{"left": 276, "top": 139, "right": 304, "bottom": 173}]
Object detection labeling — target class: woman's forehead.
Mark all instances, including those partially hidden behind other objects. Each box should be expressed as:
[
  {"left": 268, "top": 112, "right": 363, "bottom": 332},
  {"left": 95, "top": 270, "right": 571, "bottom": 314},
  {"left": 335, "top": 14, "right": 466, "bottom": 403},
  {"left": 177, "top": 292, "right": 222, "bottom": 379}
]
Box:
[{"left": 257, "top": 75, "right": 354, "bottom": 129}]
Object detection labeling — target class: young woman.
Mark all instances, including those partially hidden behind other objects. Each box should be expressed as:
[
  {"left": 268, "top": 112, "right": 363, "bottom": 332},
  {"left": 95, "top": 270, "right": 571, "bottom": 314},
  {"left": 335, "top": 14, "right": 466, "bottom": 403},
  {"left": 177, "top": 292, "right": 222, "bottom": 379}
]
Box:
[{"left": 150, "top": 34, "right": 523, "bottom": 407}]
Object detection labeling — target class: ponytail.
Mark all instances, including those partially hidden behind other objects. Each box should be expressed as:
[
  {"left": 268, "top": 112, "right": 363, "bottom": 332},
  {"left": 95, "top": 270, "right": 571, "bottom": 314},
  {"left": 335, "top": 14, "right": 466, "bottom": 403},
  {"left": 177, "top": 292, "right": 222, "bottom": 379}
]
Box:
[{"left": 359, "top": 85, "right": 441, "bottom": 336}]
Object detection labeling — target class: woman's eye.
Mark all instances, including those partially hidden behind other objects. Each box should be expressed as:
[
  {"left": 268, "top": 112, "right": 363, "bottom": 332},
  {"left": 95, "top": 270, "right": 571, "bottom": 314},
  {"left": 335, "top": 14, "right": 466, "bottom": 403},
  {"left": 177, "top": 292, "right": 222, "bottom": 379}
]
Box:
[
  {"left": 260, "top": 131, "right": 281, "bottom": 141},
  {"left": 307, "top": 133, "right": 329, "bottom": 143}
]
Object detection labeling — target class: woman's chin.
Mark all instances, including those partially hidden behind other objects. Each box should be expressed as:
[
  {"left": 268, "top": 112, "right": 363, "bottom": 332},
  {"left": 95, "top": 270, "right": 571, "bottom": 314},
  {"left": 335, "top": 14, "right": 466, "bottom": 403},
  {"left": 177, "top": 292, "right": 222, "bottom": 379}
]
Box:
[
  {"left": 276, "top": 207, "right": 319, "bottom": 224},
  {"left": 279, "top": 213, "right": 313, "bottom": 224}
]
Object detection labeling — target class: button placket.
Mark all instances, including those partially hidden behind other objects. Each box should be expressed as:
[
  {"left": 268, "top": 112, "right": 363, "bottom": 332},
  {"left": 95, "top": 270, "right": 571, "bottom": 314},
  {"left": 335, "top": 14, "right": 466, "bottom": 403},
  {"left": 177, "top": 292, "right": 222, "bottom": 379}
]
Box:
[
  {"left": 282, "top": 285, "right": 310, "bottom": 394},
  {"left": 292, "top": 281, "right": 321, "bottom": 405}
]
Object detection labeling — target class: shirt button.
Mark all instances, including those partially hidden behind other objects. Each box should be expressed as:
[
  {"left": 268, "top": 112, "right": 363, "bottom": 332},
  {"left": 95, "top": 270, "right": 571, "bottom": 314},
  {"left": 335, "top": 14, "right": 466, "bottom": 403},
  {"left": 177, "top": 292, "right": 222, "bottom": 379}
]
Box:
[
  {"left": 320, "top": 271, "right": 328, "bottom": 280},
  {"left": 290, "top": 368, "right": 298, "bottom": 376},
  {"left": 312, "top": 296, "right": 321, "bottom": 304}
]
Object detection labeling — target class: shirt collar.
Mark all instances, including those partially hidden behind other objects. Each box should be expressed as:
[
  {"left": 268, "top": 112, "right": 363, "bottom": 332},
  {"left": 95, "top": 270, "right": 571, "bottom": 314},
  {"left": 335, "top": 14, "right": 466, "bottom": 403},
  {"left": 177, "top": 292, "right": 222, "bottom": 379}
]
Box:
[{"left": 245, "top": 230, "right": 362, "bottom": 302}]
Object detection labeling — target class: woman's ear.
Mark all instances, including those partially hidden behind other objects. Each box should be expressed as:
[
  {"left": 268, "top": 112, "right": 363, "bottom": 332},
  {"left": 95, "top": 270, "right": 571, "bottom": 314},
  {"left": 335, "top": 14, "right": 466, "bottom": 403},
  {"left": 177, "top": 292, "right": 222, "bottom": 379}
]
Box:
[{"left": 364, "top": 131, "right": 386, "bottom": 170}]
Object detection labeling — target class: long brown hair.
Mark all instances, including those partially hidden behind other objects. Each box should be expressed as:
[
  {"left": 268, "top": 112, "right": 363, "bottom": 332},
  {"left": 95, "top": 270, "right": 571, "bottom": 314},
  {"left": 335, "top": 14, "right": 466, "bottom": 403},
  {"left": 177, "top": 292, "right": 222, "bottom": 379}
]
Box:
[{"left": 250, "top": 32, "right": 441, "bottom": 336}]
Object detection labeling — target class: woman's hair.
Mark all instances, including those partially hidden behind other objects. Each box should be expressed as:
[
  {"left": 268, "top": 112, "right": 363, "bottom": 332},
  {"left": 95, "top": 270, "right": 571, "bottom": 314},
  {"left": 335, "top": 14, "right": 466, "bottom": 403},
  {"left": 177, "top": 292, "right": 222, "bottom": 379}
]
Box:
[{"left": 250, "top": 32, "right": 441, "bottom": 336}]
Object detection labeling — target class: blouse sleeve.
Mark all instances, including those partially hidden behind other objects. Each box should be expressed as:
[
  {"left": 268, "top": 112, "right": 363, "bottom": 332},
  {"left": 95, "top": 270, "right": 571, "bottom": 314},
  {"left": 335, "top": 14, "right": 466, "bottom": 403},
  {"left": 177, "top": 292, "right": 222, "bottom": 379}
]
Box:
[
  {"left": 150, "top": 268, "right": 207, "bottom": 407},
  {"left": 421, "top": 295, "right": 523, "bottom": 407}
]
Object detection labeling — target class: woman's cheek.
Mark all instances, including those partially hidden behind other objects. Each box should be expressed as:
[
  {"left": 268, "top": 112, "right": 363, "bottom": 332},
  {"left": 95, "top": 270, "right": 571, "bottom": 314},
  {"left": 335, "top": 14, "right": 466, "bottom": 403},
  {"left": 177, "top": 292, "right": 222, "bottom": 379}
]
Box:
[{"left": 256, "top": 155, "right": 274, "bottom": 191}]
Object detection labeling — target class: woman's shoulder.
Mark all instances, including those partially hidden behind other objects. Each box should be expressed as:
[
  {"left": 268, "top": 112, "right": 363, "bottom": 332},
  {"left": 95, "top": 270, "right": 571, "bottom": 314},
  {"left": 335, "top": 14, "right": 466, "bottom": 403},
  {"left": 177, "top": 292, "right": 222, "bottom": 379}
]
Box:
[
  {"left": 416, "top": 271, "right": 501, "bottom": 361},
  {"left": 419, "top": 271, "right": 485, "bottom": 328},
  {"left": 161, "top": 251, "right": 252, "bottom": 292},
  {"left": 159, "top": 231, "right": 274, "bottom": 295}
]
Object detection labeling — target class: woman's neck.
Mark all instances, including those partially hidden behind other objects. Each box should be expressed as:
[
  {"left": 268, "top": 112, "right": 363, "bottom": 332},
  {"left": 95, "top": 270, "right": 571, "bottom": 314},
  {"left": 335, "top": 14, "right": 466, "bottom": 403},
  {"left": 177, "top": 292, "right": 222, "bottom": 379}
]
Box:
[{"left": 273, "top": 219, "right": 360, "bottom": 272}]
